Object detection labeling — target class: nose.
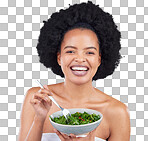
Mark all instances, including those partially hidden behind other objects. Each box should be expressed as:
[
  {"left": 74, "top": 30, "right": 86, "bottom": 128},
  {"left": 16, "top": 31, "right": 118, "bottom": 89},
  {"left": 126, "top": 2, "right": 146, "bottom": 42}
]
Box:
[{"left": 74, "top": 53, "right": 86, "bottom": 62}]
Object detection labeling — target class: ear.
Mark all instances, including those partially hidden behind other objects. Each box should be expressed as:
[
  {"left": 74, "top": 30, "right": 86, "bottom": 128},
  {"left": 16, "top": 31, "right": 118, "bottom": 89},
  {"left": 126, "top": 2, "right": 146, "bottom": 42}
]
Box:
[{"left": 57, "top": 52, "right": 61, "bottom": 66}]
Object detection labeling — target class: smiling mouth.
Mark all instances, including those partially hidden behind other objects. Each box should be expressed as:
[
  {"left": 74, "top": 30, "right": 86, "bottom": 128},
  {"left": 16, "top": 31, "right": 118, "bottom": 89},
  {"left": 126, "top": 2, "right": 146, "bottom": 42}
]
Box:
[
  {"left": 70, "top": 66, "right": 89, "bottom": 71},
  {"left": 70, "top": 66, "right": 89, "bottom": 76}
]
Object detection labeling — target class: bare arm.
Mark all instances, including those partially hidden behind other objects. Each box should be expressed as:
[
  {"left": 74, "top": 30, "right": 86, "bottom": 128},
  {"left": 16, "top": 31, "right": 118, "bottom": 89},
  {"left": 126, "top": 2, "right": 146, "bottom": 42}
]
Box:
[
  {"left": 25, "top": 116, "right": 44, "bottom": 141},
  {"left": 18, "top": 86, "right": 53, "bottom": 141},
  {"left": 108, "top": 103, "right": 130, "bottom": 141},
  {"left": 18, "top": 88, "right": 36, "bottom": 141}
]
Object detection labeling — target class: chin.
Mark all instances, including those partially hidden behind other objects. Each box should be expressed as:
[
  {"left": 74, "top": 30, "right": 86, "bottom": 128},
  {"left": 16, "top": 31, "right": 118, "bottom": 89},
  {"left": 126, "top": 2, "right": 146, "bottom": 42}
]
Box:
[{"left": 69, "top": 77, "right": 92, "bottom": 85}]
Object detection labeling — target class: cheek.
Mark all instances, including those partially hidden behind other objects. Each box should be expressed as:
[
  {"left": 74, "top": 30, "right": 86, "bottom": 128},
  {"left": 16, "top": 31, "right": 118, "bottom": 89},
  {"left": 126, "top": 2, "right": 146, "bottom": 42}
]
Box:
[
  {"left": 60, "top": 55, "right": 71, "bottom": 67},
  {"left": 91, "top": 57, "right": 99, "bottom": 65}
]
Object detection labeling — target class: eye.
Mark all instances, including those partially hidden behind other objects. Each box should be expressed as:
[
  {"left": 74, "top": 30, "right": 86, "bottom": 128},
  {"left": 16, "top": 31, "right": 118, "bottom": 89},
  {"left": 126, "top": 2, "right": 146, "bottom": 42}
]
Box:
[
  {"left": 66, "top": 50, "right": 75, "bottom": 53},
  {"left": 87, "top": 52, "right": 95, "bottom": 54}
]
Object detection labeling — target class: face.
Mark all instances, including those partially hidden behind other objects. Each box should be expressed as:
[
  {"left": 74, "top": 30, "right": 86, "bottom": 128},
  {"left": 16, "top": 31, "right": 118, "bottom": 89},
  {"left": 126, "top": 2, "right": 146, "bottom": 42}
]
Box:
[{"left": 57, "top": 28, "right": 101, "bottom": 85}]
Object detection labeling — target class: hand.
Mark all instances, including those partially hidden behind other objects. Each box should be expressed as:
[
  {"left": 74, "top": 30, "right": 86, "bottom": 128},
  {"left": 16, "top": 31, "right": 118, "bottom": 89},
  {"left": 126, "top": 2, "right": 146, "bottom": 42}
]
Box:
[
  {"left": 30, "top": 85, "right": 53, "bottom": 121},
  {"left": 54, "top": 128, "right": 97, "bottom": 141}
]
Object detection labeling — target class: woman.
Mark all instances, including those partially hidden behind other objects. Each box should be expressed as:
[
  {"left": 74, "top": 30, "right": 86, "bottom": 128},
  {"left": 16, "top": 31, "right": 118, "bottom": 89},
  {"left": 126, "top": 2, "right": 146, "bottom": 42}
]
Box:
[{"left": 18, "top": 1, "right": 130, "bottom": 141}]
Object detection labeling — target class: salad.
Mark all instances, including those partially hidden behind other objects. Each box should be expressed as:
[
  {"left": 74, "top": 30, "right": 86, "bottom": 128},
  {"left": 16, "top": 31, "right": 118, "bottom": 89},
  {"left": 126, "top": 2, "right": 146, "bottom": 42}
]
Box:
[{"left": 50, "top": 112, "right": 100, "bottom": 125}]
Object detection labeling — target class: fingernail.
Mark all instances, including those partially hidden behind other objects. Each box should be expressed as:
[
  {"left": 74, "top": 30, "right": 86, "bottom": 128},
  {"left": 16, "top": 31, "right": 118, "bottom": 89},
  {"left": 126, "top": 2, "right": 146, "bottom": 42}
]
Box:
[
  {"left": 70, "top": 133, "right": 75, "bottom": 137},
  {"left": 44, "top": 85, "right": 48, "bottom": 89},
  {"left": 50, "top": 92, "right": 53, "bottom": 96},
  {"left": 44, "top": 97, "right": 48, "bottom": 101},
  {"left": 53, "top": 129, "right": 57, "bottom": 132},
  {"left": 49, "top": 92, "right": 53, "bottom": 96}
]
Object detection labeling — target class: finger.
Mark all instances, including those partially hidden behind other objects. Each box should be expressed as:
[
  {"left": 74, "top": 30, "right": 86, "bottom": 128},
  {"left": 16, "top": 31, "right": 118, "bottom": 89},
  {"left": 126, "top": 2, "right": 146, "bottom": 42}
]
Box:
[
  {"left": 40, "top": 89, "right": 53, "bottom": 96},
  {"left": 38, "top": 88, "right": 41, "bottom": 93},
  {"left": 60, "top": 132, "right": 71, "bottom": 139},
  {"left": 34, "top": 93, "right": 50, "bottom": 102},
  {"left": 87, "top": 128, "right": 97, "bottom": 139},
  {"left": 43, "top": 85, "right": 49, "bottom": 90},
  {"left": 54, "top": 129, "right": 71, "bottom": 140},
  {"left": 37, "top": 86, "right": 53, "bottom": 97},
  {"left": 43, "top": 95, "right": 52, "bottom": 105},
  {"left": 30, "top": 98, "right": 40, "bottom": 105},
  {"left": 43, "top": 85, "right": 54, "bottom": 96},
  {"left": 54, "top": 129, "right": 65, "bottom": 140},
  {"left": 69, "top": 133, "right": 76, "bottom": 138},
  {"left": 42, "top": 85, "right": 50, "bottom": 93}
]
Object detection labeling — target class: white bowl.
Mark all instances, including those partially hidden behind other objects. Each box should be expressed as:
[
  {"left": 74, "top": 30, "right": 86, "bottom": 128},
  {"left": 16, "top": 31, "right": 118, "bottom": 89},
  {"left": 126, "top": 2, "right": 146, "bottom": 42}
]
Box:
[{"left": 49, "top": 108, "right": 103, "bottom": 135}]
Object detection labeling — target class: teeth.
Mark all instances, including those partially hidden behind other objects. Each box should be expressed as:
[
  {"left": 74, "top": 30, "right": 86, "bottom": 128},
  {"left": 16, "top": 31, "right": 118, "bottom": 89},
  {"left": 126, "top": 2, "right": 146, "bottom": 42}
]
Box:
[{"left": 71, "top": 67, "right": 88, "bottom": 71}]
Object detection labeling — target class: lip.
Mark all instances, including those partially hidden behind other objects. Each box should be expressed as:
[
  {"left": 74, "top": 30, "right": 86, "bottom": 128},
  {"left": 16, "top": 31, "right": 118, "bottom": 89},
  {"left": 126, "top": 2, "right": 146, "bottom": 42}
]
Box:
[{"left": 71, "top": 70, "right": 88, "bottom": 76}]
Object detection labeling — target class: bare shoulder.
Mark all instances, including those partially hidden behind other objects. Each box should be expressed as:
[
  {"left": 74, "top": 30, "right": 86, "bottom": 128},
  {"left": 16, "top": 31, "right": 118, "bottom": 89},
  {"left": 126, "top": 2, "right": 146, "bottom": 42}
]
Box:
[
  {"left": 25, "top": 82, "right": 61, "bottom": 98},
  {"left": 95, "top": 89, "right": 129, "bottom": 116},
  {"left": 24, "top": 82, "right": 63, "bottom": 101},
  {"left": 20, "top": 86, "right": 41, "bottom": 124},
  {"left": 24, "top": 86, "right": 40, "bottom": 99},
  {"left": 106, "top": 96, "right": 130, "bottom": 121},
  {"left": 22, "top": 87, "right": 39, "bottom": 109},
  {"left": 103, "top": 94, "right": 130, "bottom": 140},
  {"left": 20, "top": 86, "right": 41, "bottom": 118}
]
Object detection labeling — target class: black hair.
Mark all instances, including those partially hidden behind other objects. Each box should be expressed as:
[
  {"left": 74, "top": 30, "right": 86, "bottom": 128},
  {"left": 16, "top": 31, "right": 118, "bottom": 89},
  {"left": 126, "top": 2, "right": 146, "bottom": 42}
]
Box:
[{"left": 36, "top": 1, "right": 122, "bottom": 80}]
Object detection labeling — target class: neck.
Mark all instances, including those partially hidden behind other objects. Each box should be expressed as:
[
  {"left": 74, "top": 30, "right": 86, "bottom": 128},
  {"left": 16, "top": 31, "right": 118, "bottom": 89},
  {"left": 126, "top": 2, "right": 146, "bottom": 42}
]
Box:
[{"left": 62, "top": 79, "right": 96, "bottom": 104}]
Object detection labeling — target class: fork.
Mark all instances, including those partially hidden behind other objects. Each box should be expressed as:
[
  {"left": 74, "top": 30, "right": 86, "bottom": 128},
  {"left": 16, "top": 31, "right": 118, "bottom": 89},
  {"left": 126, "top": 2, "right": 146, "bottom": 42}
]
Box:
[{"left": 35, "top": 80, "right": 71, "bottom": 120}]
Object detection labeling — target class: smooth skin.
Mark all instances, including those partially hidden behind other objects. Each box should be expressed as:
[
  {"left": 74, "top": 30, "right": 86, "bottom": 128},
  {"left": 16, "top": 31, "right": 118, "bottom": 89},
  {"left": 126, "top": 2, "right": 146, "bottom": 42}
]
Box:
[{"left": 18, "top": 29, "right": 130, "bottom": 141}]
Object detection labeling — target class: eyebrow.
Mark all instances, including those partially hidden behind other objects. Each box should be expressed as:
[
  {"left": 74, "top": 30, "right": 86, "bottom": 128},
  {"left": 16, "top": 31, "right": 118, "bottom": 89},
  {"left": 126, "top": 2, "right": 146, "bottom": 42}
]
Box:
[{"left": 64, "top": 46, "right": 97, "bottom": 50}]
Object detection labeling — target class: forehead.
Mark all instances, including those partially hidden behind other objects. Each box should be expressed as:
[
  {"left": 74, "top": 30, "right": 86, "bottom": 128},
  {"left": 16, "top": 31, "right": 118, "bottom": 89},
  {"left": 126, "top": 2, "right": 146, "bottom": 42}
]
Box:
[{"left": 61, "top": 28, "right": 99, "bottom": 48}]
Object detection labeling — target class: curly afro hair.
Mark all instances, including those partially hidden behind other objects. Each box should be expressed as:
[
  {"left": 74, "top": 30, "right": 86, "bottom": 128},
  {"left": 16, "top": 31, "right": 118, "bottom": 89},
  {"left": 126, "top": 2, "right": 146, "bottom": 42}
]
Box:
[{"left": 36, "top": 1, "right": 122, "bottom": 80}]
